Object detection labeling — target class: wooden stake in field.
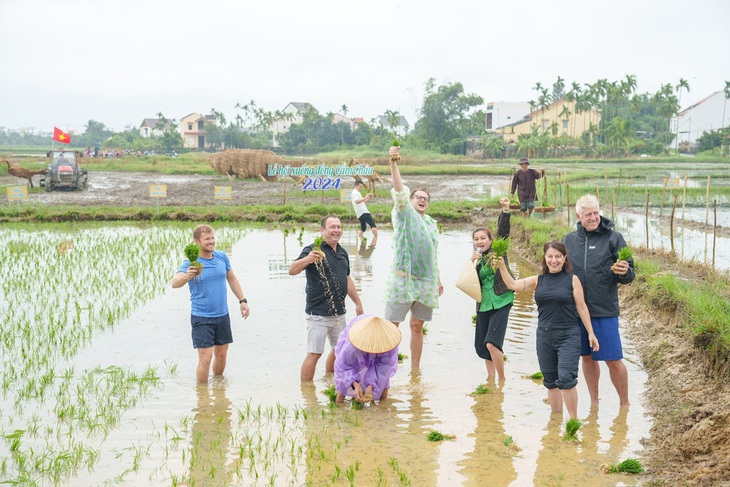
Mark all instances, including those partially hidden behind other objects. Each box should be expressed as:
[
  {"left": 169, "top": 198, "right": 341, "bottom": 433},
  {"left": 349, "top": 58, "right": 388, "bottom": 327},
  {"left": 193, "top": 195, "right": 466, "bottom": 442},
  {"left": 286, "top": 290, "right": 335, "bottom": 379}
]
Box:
[
  {"left": 681, "top": 173, "right": 688, "bottom": 220},
  {"left": 645, "top": 190, "right": 650, "bottom": 249},
  {"left": 705, "top": 176, "right": 711, "bottom": 225},
  {"left": 713, "top": 199, "right": 718, "bottom": 270},
  {"left": 566, "top": 182, "right": 571, "bottom": 226},
  {"left": 670, "top": 192, "right": 679, "bottom": 254},
  {"left": 611, "top": 186, "right": 616, "bottom": 223},
  {"left": 626, "top": 175, "right": 634, "bottom": 208},
  {"left": 659, "top": 176, "right": 669, "bottom": 219}
]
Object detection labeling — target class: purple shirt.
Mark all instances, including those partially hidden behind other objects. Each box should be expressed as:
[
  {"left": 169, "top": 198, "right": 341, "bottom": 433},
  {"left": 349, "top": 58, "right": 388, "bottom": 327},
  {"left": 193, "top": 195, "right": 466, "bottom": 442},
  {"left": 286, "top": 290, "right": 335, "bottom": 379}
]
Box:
[{"left": 334, "top": 315, "right": 399, "bottom": 400}]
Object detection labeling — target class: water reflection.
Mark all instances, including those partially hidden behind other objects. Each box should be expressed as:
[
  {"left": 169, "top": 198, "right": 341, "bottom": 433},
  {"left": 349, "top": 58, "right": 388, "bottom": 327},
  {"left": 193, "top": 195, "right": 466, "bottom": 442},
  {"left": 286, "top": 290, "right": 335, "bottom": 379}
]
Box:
[
  {"left": 460, "top": 386, "right": 517, "bottom": 486},
  {"left": 185, "top": 379, "right": 233, "bottom": 486}
]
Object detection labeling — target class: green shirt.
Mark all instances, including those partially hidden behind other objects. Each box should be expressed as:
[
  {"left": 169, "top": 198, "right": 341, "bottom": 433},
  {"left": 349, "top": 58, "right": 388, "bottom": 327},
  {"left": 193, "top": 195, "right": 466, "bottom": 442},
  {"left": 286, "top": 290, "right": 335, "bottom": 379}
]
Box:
[{"left": 477, "top": 258, "right": 514, "bottom": 312}]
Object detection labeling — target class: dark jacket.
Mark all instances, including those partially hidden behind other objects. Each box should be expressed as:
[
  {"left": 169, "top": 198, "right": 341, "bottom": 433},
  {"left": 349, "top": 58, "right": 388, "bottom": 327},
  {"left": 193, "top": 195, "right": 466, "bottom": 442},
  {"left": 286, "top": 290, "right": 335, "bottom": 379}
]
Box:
[
  {"left": 563, "top": 216, "right": 635, "bottom": 318},
  {"left": 510, "top": 168, "right": 543, "bottom": 202}
]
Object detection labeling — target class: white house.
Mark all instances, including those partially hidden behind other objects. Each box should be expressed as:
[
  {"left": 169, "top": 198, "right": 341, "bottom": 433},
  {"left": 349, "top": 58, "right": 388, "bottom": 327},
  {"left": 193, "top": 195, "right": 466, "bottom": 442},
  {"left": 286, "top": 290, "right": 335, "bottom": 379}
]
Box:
[
  {"left": 671, "top": 91, "right": 727, "bottom": 148},
  {"left": 139, "top": 118, "right": 173, "bottom": 138},
  {"left": 271, "top": 102, "right": 315, "bottom": 147},
  {"left": 485, "top": 102, "right": 531, "bottom": 131}
]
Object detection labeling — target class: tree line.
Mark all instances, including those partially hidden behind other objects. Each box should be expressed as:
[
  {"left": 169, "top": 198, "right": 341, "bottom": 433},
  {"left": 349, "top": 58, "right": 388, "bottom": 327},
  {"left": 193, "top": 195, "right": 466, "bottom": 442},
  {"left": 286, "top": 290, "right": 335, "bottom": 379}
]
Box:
[{"left": 3, "top": 77, "right": 728, "bottom": 158}]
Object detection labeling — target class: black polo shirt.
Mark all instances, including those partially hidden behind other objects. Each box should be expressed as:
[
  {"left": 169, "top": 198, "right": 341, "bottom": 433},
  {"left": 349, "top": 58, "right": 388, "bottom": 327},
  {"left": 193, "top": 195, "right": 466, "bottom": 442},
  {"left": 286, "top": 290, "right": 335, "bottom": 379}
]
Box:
[{"left": 297, "top": 241, "right": 350, "bottom": 316}]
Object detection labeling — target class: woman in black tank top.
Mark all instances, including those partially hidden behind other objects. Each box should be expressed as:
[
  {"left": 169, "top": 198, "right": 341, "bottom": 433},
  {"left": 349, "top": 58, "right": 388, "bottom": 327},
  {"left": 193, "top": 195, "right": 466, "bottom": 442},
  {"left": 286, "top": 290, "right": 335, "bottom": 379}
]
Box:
[{"left": 493, "top": 241, "right": 599, "bottom": 420}]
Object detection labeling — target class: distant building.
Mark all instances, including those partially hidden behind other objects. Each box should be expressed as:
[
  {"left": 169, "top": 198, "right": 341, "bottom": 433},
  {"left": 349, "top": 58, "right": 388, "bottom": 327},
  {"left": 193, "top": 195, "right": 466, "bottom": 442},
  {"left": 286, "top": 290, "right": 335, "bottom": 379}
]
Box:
[
  {"left": 670, "top": 91, "right": 727, "bottom": 149},
  {"left": 271, "top": 102, "right": 315, "bottom": 147},
  {"left": 179, "top": 113, "right": 217, "bottom": 149},
  {"left": 485, "top": 102, "right": 531, "bottom": 131},
  {"left": 496, "top": 98, "right": 600, "bottom": 144},
  {"left": 377, "top": 114, "right": 409, "bottom": 135},
  {"left": 139, "top": 118, "right": 173, "bottom": 138}
]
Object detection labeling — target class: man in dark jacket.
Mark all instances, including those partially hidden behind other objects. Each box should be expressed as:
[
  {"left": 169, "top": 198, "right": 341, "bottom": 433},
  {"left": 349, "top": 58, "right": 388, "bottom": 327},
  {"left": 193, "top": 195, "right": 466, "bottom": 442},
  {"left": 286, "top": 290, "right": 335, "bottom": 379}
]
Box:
[
  {"left": 510, "top": 157, "right": 545, "bottom": 217},
  {"left": 563, "top": 194, "right": 635, "bottom": 407}
]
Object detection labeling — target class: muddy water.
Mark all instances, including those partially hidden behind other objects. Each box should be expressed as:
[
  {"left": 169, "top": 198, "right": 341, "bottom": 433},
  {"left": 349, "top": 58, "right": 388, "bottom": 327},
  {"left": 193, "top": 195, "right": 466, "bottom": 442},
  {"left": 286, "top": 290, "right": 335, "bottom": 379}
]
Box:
[{"left": 65, "top": 227, "right": 649, "bottom": 486}]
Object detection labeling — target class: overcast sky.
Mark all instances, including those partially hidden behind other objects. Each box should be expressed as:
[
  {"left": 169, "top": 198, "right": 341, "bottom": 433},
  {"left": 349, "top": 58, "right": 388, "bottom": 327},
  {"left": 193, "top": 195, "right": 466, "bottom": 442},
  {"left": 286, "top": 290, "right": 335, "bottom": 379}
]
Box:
[{"left": 1, "top": 0, "right": 728, "bottom": 133}]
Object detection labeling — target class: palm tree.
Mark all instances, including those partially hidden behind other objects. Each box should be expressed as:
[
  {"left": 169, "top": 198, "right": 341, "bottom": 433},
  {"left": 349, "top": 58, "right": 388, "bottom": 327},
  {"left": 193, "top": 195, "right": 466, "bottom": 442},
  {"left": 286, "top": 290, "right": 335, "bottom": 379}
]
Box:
[
  {"left": 384, "top": 109, "right": 401, "bottom": 137},
  {"left": 559, "top": 105, "right": 571, "bottom": 136},
  {"left": 675, "top": 78, "right": 690, "bottom": 151}
]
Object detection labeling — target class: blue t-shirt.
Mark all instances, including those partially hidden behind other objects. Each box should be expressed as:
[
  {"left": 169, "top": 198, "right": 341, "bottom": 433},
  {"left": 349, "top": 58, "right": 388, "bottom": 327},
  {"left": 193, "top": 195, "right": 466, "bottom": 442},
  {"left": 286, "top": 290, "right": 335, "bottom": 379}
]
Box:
[{"left": 178, "top": 250, "right": 231, "bottom": 317}]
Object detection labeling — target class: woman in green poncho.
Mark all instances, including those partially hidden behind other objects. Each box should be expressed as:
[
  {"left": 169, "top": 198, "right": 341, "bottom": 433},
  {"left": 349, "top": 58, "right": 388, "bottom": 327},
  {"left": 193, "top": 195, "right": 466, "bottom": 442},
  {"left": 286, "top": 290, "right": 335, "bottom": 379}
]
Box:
[{"left": 383, "top": 144, "right": 443, "bottom": 370}]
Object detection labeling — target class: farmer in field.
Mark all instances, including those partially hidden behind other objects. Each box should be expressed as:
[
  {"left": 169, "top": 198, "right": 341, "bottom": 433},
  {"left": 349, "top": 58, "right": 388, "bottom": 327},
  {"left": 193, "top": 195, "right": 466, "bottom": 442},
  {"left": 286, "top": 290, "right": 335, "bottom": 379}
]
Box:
[
  {"left": 289, "top": 215, "right": 364, "bottom": 382},
  {"left": 172, "top": 224, "right": 250, "bottom": 384},
  {"left": 563, "top": 194, "right": 635, "bottom": 407},
  {"left": 385, "top": 144, "right": 443, "bottom": 370},
  {"left": 334, "top": 314, "right": 401, "bottom": 404},
  {"left": 510, "top": 157, "right": 545, "bottom": 217},
  {"left": 351, "top": 180, "right": 379, "bottom": 240}
]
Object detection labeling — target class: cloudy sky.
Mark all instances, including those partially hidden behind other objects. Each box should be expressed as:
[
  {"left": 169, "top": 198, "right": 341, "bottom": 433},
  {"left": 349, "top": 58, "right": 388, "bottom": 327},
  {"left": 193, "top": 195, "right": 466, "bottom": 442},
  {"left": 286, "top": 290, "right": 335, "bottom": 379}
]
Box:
[{"left": 1, "top": 0, "right": 728, "bottom": 133}]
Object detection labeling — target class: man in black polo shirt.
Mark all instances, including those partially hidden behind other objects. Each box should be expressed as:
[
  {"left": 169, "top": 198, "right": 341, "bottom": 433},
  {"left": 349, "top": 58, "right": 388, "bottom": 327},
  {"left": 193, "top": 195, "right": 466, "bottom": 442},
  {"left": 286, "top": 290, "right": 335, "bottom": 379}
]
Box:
[{"left": 289, "top": 215, "right": 365, "bottom": 381}]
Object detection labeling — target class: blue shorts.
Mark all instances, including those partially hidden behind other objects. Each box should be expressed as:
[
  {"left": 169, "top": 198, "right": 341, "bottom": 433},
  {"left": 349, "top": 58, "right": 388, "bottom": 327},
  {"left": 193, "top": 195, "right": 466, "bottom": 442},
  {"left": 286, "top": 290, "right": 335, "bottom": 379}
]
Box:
[
  {"left": 191, "top": 314, "right": 233, "bottom": 349},
  {"left": 520, "top": 200, "right": 535, "bottom": 212},
  {"left": 580, "top": 316, "right": 623, "bottom": 361}
]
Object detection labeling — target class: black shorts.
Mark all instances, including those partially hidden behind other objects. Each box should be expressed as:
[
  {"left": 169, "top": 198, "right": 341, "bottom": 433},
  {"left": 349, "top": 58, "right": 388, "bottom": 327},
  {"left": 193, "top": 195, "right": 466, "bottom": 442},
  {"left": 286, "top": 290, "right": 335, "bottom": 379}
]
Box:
[
  {"left": 191, "top": 314, "right": 232, "bottom": 349},
  {"left": 358, "top": 213, "right": 376, "bottom": 232},
  {"left": 474, "top": 304, "right": 512, "bottom": 360}
]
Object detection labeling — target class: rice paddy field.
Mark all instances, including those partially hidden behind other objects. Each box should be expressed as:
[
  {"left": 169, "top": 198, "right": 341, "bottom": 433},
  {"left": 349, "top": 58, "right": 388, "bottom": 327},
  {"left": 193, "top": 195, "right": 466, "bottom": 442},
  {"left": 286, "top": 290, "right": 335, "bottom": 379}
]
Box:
[{"left": 0, "top": 224, "right": 652, "bottom": 486}]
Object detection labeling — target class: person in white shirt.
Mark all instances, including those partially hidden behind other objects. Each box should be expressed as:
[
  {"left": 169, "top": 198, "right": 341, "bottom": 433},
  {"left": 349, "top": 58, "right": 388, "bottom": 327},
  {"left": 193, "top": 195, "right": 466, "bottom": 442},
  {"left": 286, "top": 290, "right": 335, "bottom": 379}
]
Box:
[{"left": 351, "top": 180, "right": 378, "bottom": 239}]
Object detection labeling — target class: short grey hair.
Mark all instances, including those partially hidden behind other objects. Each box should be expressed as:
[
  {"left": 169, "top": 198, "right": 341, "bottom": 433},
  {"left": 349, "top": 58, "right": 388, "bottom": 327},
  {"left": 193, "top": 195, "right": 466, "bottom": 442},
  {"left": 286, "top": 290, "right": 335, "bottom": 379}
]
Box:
[{"left": 575, "top": 194, "right": 600, "bottom": 216}]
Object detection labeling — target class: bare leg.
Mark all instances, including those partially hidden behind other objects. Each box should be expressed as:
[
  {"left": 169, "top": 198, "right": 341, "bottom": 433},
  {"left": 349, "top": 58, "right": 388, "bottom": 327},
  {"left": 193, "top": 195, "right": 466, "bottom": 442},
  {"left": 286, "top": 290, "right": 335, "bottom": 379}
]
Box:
[
  {"left": 379, "top": 388, "right": 388, "bottom": 400},
  {"left": 371, "top": 227, "right": 379, "bottom": 238},
  {"left": 547, "top": 388, "right": 563, "bottom": 413},
  {"left": 300, "top": 352, "right": 322, "bottom": 382},
  {"left": 325, "top": 349, "right": 336, "bottom": 374},
  {"left": 561, "top": 387, "right": 578, "bottom": 419},
  {"left": 581, "top": 355, "right": 600, "bottom": 404},
  {"left": 484, "top": 359, "right": 495, "bottom": 379},
  {"left": 211, "top": 344, "right": 229, "bottom": 376},
  {"left": 409, "top": 316, "right": 425, "bottom": 369},
  {"left": 486, "top": 343, "right": 505, "bottom": 381},
  {"left": 606, "top": 359, "right": 630, "bottom": 406},
  {"left": 336, "top": 392, "right": 345, "bottom": 404},
  {"left": 196, "top": 347, "right": 213, "bottom": 384}
]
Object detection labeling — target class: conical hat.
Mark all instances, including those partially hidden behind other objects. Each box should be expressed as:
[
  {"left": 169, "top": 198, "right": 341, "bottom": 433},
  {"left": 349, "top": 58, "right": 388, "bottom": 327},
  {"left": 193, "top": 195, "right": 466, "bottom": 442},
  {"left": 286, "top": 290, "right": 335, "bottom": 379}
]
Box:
[
  {"left": 348, "top": 316, "right": 402, "bottom": 354},
  {"left": 455, "top": 259, "right": 482, "bottom": 301}
]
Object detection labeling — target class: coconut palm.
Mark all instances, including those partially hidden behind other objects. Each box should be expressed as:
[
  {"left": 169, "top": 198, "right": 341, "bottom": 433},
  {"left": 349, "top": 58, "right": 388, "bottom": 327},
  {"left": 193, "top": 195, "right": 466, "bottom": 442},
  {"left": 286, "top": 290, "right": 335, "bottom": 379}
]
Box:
[
  {"left": 675, "top": 78, "right": 690, "bottom": 151},
  {"left": 722, "top": 81, "right": 730, "bottom": 129}
]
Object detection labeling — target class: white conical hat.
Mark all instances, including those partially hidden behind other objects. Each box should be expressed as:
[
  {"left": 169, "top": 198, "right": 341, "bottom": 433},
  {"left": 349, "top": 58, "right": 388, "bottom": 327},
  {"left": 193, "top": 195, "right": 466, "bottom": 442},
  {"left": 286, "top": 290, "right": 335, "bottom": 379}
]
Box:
[{"left": 348, "top": 316, "right": 402, "bottom": 354}]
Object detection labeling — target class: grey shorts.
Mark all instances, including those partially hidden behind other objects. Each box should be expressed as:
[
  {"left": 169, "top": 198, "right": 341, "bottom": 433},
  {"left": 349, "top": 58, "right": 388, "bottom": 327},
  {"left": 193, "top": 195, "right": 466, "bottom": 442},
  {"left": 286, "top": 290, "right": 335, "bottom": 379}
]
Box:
[
  {"left": 191, "top": 314, "right": 232, "bottom": 349},
  {"left": 520, "top": 200, "right": 536, "bottom": 212},
  {"left": 384, "top": 301, "right": 433, "bottom": 323},
  {"left": 306, "top": 314, "right": 346, "bottom": 354}
]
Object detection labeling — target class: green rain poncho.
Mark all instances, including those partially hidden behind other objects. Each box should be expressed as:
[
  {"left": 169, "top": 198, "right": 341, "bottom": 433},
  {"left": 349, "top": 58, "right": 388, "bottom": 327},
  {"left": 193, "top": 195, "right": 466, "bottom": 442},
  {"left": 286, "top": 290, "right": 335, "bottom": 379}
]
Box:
[{"left": 384, "top": 185, "right": 440, "bottom": 309}]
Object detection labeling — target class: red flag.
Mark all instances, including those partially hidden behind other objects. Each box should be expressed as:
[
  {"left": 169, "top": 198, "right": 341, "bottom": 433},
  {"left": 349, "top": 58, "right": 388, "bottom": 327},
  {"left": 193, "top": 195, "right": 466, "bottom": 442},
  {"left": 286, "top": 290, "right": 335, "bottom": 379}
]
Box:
[{"left": 53, "top": 127, "right": 72, "bottom": 144}]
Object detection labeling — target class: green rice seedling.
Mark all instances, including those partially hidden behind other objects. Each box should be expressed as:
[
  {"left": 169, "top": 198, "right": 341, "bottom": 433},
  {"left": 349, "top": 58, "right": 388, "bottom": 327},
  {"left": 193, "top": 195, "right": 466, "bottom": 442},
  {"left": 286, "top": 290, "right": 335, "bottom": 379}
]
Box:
[
  {"left": 351, "top": 400, "right": 364, "bottom": 410},
  {"left": 397, "top": 353, "right": 408, "bottom": 361},
  {"left": 489, "top": 237, "right": 509, "bottom": 270},
  {"left": 612, "top": 246, "right": 633, "bottom": 272},
  {"left": 471, "top": 314, "right": 477, "bottom": 325},
  {"left": 322, "top": 386, "right": 337, "bottom": 403},
  {"left": 603, "top": 458, "right": 645, "bottom": 474},
  {"left": 184, "top": 243, "right": 203, "bottom": 276},
  {"left": 471, "top": 384, "right": 491, "bottom": 396},
  {"left": 529, "top": 371, "right": 544, "bottom": 380},
  {"left": 313, "top": 236, "right": 323, "bottom": 252},
  {"left": 422, "top": 324, "right": 429, "bottom": 335},
  {"left": 427, "top": 430, "right": 455, "bottom": 441},
  {"left": 502, "top": 435, "right": 521, "bottom": 452},
  {"left": 561, "top": 418, "right": 582, "bottom": 442}
]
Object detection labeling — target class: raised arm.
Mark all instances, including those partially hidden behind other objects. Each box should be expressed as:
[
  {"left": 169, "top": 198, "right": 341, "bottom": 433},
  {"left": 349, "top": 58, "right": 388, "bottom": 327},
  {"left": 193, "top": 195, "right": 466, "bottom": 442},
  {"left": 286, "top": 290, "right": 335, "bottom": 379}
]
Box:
[
  {"left": 496, "top": 197, "right": 511, "bottom": 239},
  {"left": 494, "top": 256, "right": 538, "bottom": 293},
  {"left": 389, "top": 146, "right": 403, "bottom": 192}
]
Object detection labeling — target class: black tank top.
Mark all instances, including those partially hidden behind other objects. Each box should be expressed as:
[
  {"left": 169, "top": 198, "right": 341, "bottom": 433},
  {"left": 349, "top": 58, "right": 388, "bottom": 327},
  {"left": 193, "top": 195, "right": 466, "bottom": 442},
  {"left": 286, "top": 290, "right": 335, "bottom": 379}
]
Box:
[{"left": 534, "top": 272, "right": 578, "bottom": 329}]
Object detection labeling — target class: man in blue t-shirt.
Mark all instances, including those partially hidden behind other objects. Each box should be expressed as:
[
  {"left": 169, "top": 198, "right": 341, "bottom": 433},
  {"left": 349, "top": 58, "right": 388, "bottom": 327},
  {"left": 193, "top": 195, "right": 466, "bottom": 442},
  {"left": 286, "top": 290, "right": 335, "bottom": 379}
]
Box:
[{"left": 173, "top": 224, "right": 250, "bottom": 383}]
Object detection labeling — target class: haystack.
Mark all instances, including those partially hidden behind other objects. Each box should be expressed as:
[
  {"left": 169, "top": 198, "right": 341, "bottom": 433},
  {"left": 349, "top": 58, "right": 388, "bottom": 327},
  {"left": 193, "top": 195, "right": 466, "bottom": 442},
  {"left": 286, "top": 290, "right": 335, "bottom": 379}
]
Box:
[{"left": 209, "top": 150, "right": 299, "bottom": 181}]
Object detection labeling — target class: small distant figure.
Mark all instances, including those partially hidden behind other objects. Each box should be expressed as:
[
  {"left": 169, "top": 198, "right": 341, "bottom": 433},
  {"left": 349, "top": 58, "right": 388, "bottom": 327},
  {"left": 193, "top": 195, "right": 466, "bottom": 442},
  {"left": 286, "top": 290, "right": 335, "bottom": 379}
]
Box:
[
  {"left": 351, "top": 180, "right": 378, "bottom": 240},
  {"left": 510, "top": 157, "right": 545, "bottom": 217},
  {"left": 289, "top": 215, "right": 364, "bottom": 382},
  {"left": 172, "top": 224, "right": 250, "bottom": 383},
  {"left": 334, "top": 314, "right": 401, "bottom": 404}
]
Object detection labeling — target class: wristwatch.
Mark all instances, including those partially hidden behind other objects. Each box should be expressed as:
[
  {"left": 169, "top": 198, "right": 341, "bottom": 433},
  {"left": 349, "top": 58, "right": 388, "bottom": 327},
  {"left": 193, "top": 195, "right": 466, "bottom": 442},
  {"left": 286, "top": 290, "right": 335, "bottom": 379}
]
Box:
[{"left": 239, "top": 298, "right": 248, "bottom": 304}]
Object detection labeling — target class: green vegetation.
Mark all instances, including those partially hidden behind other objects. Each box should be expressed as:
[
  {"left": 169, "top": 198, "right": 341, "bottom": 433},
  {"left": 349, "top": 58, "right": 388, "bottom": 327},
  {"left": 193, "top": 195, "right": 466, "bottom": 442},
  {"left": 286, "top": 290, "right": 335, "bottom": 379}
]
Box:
[
  {"left": 184, "top": 243, "right": 203, "bottom": 275},
  {"left": 471, "top": 384, "right": 491, "bottom": 396},
  {"left": 427, "top": 430, "right": 455, "bottom": 442},
  {"left": 529, "top": 371, "right": 544, "bottom": 380},
  {"left": 605, "top": 458, "right": 646, "bottom": 474},
  {"left": 322, "top": 386, "right": 337, "bottom": 403},
  {"left": 562, "top": 418, "right": 582, "bottom": 442}
]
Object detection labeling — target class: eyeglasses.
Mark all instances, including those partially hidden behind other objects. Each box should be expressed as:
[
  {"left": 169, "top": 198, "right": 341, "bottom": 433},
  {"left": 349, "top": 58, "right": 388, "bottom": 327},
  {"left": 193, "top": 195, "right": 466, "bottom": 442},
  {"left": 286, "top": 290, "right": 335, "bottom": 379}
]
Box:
[{"left": 413, "top": 195, "right": 430, "bottom": 202}]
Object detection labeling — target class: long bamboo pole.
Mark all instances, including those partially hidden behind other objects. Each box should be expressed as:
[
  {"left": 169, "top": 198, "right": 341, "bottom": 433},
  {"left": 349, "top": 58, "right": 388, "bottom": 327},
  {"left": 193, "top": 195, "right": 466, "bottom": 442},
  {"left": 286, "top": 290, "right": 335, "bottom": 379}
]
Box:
[
  {"left": 713, "top": 199, "right": 717, "bottom": 270},
  {"left": 645, "top": 190, "right": 650, "bottom": 249},
  {"left": 681, "top": 173, "right": 688, "bottom": 220},
  {"left": 611, "top": 186, "right": 616, "bottom": 223},
  {"left": 705, "top": 176, "right": 711, "bottom": 225},
  {"left": 626, "top": 175, "right": 634, "bottom": 208},
  {"left": 670, "top": 192, "right": 678, "bottom": 254}
]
